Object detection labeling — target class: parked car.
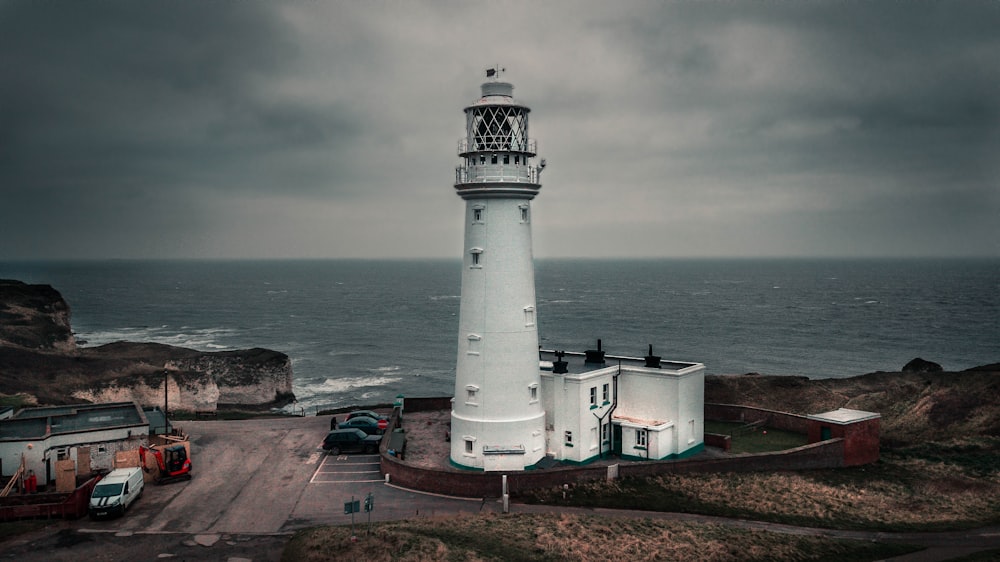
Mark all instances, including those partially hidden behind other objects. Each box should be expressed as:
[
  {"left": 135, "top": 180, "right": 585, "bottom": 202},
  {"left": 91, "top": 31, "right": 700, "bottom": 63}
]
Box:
[
  {"left": 322, "top": 428, "right": 381, "bottom": 455},
  {"left": 339, "top": 415, "right": 384, "bottom": 435},
  {"left": 345, "top": 410, "right": 387, "bottom": 422}
]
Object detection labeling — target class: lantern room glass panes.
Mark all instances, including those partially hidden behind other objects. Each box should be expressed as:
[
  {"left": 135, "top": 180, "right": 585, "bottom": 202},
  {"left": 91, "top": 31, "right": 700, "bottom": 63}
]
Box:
[{"left": 469, "top": 106, "right": 528, "bottom": 151}]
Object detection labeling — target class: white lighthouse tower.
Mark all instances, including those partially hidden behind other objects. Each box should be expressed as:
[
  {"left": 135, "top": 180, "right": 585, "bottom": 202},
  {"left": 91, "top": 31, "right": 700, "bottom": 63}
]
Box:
[{"left": 451, "top": 70, "right": 547, "bottom": 471}]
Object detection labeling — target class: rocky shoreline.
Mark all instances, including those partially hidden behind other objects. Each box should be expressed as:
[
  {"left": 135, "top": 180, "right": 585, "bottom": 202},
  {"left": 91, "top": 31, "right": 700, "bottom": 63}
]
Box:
[{"left": 0, "top": 279, "right": 294, "bottom": 410}]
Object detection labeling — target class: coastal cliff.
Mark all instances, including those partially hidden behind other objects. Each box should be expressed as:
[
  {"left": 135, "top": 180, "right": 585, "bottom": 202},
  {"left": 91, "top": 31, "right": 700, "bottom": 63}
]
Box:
[{"left": 0, "top": 279, "right": 294, "bottom": 409}]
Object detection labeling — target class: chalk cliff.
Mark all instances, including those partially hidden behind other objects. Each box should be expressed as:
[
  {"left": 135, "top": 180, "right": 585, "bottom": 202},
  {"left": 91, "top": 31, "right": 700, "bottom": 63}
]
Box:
[{"left": 0, "top": 279, "right": 294, "bottom": 410}]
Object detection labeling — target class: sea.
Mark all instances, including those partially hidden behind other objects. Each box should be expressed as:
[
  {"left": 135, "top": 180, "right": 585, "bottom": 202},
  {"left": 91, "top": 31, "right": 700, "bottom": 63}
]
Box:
[{"left": 2, "top": 259, "right": 997, "bottom": 414}]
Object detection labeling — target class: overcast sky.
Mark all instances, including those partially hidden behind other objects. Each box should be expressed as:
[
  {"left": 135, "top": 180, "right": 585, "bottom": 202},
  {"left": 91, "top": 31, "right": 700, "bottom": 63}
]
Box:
[{"left": 2, "top": 1, "right": 998, "bottom": 260}]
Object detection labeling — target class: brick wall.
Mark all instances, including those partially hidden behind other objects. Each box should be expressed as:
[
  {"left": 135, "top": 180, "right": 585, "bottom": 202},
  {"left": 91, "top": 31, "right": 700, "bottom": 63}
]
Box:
[
  {"left": 381, "top": 437, "right": 847, "bottom": 498},
  {"left": 705, "top": 403, "right": 811, "bottom": 433},
  {"left": 378, "top": 401, "right": 855, "bottom": 499},
  {"left": 401, "top": 397, "right": 453, "bottom": 413},
  {"left": 807, "top": 417, "right": 880, "bottom": 467},
  {"left": 704, "top": 432, "right": 731, "bottom": 451}
]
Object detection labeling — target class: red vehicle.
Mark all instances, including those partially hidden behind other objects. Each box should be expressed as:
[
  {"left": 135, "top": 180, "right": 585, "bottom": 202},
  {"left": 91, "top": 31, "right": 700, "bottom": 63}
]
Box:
[{"left": 140, "top": 444, "right": 192, "bottom": 485}]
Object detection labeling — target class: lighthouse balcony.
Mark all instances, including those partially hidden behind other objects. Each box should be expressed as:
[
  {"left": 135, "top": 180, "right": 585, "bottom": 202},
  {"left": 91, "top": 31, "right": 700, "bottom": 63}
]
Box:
[
  {"left": 458, "top": 138, "right": 536, "bottom": 157},
  {"left": 455, "top": 164, "right": 542, "bottom": 185}
]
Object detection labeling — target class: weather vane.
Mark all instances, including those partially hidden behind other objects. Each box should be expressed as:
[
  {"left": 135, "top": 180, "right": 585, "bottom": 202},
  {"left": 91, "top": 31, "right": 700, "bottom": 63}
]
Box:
[{"left": 485, "top": 65, "right": 505, "bottom": 80}]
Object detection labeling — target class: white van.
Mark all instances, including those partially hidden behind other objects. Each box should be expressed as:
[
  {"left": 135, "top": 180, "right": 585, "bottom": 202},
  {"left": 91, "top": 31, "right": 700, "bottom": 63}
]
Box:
[{"left": 89, "top": 467, "right": 144, "bottom": 519}]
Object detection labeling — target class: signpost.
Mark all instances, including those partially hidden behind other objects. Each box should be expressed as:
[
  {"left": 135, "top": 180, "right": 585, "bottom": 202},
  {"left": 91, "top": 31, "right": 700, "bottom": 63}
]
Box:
[
  {"left": 346, "top": 493, "right": 375, "bottom": 537},
  {"left": 364, "top": 492, "right": 374, "bottom": 535},
  {"left": 344, "top": 496, "right": 360, "bottom": 539}
]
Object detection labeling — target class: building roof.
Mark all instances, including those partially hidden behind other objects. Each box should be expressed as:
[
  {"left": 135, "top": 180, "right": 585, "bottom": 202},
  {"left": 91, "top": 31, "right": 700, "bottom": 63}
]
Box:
[
  {"left": 539, "top": 349, "right": 702, "bottom": 378},
  {"left": 612, "top": 414, "right": 669, "bottom": 427},
  {"left": 0, "top": 402, "right": 148, "bottom": 441},
  {"left": 807, "top": 408, "right": 881, "bottom": 425}
]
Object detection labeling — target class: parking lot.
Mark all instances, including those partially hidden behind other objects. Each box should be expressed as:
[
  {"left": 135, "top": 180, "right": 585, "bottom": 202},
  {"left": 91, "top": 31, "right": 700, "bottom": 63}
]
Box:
[
  {"left": 310, "top": 452, "right": 382, "bottom": 484},
  {"left": 1, "top": 414, "right": 501, "bottom": 561},
  {"left": 86, "top": 415, "right": 493, "bottom": 532}
]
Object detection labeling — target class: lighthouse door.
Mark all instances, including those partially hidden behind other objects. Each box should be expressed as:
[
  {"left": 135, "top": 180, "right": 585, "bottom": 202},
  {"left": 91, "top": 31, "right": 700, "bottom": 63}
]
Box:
[{"left": 612, "top": 424, "right": 623, "bottom": 456}]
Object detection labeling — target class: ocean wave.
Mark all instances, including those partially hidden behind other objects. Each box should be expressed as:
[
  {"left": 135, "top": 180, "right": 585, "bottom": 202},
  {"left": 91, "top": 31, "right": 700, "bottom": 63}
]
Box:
[
  {"left": 429, "top": 295, "right": 460, "bottom": 301},
  {"left": 326, "top": 350, "right": 363, "bottom": 358},
  {"left": 77, "top": 325, "right": 240, "bottom": 352},
  {"left": 330, "top": 374, "right": 401, "bottom": 390}
]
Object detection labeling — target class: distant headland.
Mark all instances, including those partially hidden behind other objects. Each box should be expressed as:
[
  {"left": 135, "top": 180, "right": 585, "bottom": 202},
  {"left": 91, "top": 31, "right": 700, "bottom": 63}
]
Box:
[{"left": 0, "top": 279, "right": 294, "bottom": 410}]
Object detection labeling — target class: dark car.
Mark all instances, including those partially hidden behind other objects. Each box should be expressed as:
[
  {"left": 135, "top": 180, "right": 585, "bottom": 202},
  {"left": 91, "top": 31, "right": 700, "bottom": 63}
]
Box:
[
  {"left": 322, "top": 429, "right": 381, "bottom": 455},
  {"left": 345, "top": 410, "right": 387, "bottom": 422},
  {"left": 339, "top": 415, "right": 384, "bottom": 435}
]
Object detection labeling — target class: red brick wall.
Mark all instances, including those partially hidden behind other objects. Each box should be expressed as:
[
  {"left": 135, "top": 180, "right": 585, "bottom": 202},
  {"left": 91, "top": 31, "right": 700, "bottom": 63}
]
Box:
[
  {"left": 843, "top": 418, "right": 880, "bottom": 466},
  {"left": 402, "top": 397, "right": 453, "bottom": 413},
  {"left": 380, "top": 439, "right": 847, "bottom": 498},
  {"left": 704, "top": 432, "right": 731, "bottom": 451},
  {"left": 705, "top": 403, "right": 811, "bottom": 433},
  {"left": 378, "top": 401, "right": 867, "bottom": 499},
  {"left": 807, "top": 417, "right": 880, "bottom": 467}
]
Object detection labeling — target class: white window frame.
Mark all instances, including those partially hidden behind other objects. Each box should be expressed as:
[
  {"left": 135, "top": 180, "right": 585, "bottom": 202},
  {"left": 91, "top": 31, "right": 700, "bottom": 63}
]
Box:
[
  {"left": 636, "top": 428, "right": 647, "bottom": 448},
  {"left": 466, "top": 334, "right": 482, "bottom": 355},
  {"left": 523, "top": 306, "right": 535, "bottom": 327},
  {"left": 470, "top": 248, "right": 483, "bottom": 268}
]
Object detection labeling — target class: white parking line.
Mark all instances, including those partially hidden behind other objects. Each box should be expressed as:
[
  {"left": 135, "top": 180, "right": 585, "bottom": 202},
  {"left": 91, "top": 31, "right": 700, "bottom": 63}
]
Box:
[
  {"left": 312, "top": 479, "right": 385, "bottom": 484},
  {"left": 309, "top": 454, "right": 382, "bottom": 483}
]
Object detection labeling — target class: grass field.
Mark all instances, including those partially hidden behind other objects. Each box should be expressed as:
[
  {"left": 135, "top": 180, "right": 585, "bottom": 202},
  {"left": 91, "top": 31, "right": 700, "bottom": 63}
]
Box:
[
  {"left": 522, "top": 437, "right": 1000, "bottom": 532},
  {"left": 704, "top": 420, "right": 809, "bottom": 453},
  {"left": 281, "top": 513, "right": 920, "bottom": 562}
]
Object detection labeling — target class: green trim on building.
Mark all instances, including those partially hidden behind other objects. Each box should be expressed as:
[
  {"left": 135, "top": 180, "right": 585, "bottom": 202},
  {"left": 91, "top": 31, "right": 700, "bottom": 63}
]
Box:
[
  {"left": 448, "top": 458, "right": 484, "bottom": 471},
  {"left": 619, "top": 442, "right": 705, "bottom": 462}
]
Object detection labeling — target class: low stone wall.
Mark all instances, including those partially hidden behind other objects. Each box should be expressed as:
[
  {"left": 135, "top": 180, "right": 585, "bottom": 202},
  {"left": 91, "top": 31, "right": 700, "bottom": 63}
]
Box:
[
  {"left": 382, "top": 439, "right": 846, "bottom": 498},
  {"left": 704, "top": 432, "right": 731, "bottom": 451},
  {"left": 705, "top": 403, "right": 811, "bottom": 434},
  {"left": 401, "top": 396, "right": 453, "bottom": 413},
  {"left": 380, "top": 401, "right": 848, "bottom": 499},
  {"left": 618, "top": 439, "right": 845, "bottom": 479}
]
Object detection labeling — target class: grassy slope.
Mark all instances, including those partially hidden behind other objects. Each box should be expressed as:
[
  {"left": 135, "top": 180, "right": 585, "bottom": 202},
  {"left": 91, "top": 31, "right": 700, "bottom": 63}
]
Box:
[
  {"left": 282, "top": 514, "right": 919, "bottom": 562},
  {"left": 523, "top": 437, "right": 1000, "bottom": 532},
  {"left": 517, "top": 368, "right": 1000, "bottom": 532}
]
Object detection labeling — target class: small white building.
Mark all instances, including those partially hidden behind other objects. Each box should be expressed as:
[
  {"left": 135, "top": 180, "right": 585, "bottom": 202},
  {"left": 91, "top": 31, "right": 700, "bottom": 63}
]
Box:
[
  {"left": 540, "top": 344, "right": 705, "bottom": 464},
  {"left": 0, "top": 402, "right": 154, "bottom": 483}
]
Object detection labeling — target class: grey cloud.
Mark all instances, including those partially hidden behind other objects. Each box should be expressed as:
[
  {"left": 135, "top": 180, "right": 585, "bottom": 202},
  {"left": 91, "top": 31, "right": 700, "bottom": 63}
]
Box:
[{"left": 0, "top": 1, "right": 997, "bottom": 259}]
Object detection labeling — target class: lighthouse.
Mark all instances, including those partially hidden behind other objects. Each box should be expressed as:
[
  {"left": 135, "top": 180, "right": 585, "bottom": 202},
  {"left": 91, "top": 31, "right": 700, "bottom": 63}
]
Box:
[{"left": 450, "top": 70, "right": 547, "bottom": 471}]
